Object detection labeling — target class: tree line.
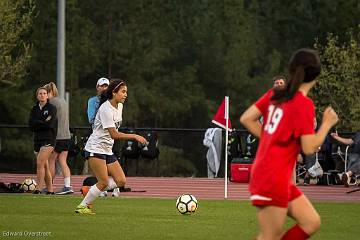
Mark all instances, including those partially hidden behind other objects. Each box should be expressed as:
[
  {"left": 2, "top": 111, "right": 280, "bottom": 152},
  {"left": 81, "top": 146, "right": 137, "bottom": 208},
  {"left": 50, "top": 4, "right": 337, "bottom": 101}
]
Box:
[{"left": 1, "top": 0, "right": 359, "bottom": 175}]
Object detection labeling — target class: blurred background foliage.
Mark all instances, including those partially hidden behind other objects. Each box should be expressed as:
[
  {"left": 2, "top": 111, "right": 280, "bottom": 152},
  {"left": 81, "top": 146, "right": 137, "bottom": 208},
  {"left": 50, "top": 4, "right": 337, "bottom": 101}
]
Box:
[{"left": 1, "top": 0, "right": 359, "bottom": 175}]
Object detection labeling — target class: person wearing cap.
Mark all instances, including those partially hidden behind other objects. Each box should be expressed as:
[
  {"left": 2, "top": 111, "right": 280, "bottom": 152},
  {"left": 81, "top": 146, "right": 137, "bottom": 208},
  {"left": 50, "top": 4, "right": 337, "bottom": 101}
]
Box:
[
  {"left": 86, "top": 78, "right": 110, "bottom": 197},
  {"left": 87, "top": 77, "right": 110, "bottom": 129}
]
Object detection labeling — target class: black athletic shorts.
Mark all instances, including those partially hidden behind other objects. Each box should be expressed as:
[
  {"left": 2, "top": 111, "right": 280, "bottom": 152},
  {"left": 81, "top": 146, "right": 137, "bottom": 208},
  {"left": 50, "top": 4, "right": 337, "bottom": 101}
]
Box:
[
  {"left": 54, "top": 139, "right": 71, "bottom": 153},
  {"left": 84, "top": 150, "right": 118, "bottom": 164},
  {"left": 34, "top": 140, "right": 55, "bottom": 153}
]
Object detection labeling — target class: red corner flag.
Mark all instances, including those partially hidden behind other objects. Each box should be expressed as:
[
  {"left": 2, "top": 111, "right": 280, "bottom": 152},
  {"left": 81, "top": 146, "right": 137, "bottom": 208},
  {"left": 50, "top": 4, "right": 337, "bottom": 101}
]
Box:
[{"left": 212, "top": 97, "right": 232, "bottom": 131}]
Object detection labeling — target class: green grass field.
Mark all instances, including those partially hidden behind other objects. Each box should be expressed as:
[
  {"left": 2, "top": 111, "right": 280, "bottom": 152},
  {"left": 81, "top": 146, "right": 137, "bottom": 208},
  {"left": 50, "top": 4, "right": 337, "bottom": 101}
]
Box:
[{"left": 0, "top": 194, "right": 359, "bottom": 239}]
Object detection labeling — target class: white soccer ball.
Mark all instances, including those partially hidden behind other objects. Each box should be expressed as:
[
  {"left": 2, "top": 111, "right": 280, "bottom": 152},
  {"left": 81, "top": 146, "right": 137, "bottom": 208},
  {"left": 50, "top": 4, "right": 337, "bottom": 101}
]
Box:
[
  {"left": 21, "top": 178, "right": 37, "bottom": 192},
  {"left": 176, "top": 194, "right": 198, "bottom": 214}
]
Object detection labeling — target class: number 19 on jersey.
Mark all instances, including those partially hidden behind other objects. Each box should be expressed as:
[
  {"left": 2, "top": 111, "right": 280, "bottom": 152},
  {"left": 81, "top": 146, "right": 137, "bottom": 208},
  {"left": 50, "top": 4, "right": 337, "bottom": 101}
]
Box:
[{"left": 264, "top": 105, "right": 283, "bottom": 134}]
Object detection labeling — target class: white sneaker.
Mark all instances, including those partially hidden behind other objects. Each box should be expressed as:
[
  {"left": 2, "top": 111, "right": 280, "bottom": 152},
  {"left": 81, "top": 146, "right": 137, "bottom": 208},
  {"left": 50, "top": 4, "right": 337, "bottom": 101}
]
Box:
[
  {"left": 112, "top": 188, "right": 120, "bottom": 197},
  {"left": 99, "top": 191, "right": 107, "bottom": 197}
]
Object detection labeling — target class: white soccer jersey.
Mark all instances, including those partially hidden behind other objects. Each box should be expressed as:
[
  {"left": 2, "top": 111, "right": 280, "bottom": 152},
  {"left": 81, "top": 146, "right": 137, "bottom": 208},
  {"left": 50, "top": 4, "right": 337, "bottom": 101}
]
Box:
[{"left": 85, "top": 101, "right": 123, "bottom": 155}]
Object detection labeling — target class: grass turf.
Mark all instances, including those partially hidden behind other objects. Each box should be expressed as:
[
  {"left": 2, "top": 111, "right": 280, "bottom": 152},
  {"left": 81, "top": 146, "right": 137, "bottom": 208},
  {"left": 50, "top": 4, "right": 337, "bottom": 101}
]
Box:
[{"left": 0, "top": 194, "right": 359, "bottom": 239}]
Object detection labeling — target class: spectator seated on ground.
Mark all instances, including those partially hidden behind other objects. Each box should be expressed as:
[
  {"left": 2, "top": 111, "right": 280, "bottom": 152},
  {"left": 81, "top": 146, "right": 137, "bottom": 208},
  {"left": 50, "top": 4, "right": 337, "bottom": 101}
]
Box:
[{"left": 331, "top": 131, "right": 360, "bottom": 187}]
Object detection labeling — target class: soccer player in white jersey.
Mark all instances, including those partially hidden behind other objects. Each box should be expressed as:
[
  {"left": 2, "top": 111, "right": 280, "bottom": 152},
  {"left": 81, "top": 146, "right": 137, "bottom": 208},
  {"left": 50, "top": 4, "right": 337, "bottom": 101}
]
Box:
[{"left": 75, "top": 79, "right": 148, "bottom": 214}]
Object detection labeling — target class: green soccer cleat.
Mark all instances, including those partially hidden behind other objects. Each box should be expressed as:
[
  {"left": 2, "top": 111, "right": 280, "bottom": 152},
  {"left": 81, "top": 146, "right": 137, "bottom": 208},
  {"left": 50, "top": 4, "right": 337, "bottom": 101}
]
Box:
[{"left": 75, "top": 204, "right": 95, "bottom": 215}]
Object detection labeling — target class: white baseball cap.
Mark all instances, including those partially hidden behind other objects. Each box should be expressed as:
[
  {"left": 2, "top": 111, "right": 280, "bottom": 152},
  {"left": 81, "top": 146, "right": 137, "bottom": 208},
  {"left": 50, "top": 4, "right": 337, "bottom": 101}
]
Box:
[{"left": 96, "top": 77, "right": 110, "bottom": 86}]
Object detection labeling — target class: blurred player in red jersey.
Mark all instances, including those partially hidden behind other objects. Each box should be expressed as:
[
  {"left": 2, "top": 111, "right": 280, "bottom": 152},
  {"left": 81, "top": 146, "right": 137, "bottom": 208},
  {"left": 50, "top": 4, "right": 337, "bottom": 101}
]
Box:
[{"left": 240, "top": 48, "right": 339, "bottom": 240}]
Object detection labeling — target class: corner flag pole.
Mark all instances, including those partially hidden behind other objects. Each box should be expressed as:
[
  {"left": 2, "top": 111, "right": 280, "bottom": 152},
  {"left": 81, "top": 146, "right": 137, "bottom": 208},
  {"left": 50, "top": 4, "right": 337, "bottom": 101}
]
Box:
[
  {"left": 224, "top": 96, "right": 229, "bottom": 199},
  {"left": 211, "top": 96, "right": 232, "bottom": 199}
]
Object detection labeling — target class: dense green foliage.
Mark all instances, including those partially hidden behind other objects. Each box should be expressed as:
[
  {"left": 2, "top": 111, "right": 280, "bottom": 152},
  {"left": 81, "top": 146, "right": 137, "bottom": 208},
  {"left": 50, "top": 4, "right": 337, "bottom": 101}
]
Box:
[
  {"left": 1, "top": 0, "right": 359, "bottom": 175},
  {"left": 0, "top": 0, "right": 34, "bottom": 87},
  {"left": 2, "top": 0, "right": 358, "bottom": 128},
  {"left": 313, "top": 26, "right": 360, "bottom": 131},
  {"left": 0, "top": 195, "right": 359, "bottom": 239},
  {"left": 0, "top": 0, "right": 35, "bottom": 122}
]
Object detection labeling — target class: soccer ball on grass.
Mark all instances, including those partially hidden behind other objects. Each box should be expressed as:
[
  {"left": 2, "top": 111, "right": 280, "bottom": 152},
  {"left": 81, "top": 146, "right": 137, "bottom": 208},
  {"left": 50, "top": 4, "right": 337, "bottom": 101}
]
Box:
[
  {"left": 176, "top": 194, "right": 198, "bottom": 214},
  {"left": 21, "top": 178, "right": 37, "bottom": 192}
]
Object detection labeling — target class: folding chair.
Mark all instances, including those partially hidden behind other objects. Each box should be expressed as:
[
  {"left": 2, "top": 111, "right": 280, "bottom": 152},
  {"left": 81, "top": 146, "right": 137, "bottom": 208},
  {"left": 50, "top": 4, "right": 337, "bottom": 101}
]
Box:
[
  {"left": 295, "top": 162, "right": 307, "bottom": 184},
  {"left": 344, "top": 150, "right": 360, "bottom": 187},
  {"left": 332, "top": 141, "right": 360, "bottom": 186}
]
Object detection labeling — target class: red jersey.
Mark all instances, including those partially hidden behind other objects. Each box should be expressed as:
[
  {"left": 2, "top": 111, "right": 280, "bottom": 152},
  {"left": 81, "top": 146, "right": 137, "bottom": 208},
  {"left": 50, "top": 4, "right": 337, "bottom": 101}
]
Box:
[{"left": 249, "top": 90, "right": 315, "bottom": 207}]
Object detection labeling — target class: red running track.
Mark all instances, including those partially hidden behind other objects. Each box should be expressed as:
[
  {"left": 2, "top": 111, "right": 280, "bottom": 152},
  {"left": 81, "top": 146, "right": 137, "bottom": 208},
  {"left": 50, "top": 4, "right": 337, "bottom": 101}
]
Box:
[{"left": 1, "top": 173, "right": 359, "bottom": 202}]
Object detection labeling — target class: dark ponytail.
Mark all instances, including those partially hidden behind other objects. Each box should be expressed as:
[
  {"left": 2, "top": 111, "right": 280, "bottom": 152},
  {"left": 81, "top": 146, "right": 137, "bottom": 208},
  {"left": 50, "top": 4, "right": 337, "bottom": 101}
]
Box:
[{"left": 271, "top": 48, "right": 321, "bottom": 103}]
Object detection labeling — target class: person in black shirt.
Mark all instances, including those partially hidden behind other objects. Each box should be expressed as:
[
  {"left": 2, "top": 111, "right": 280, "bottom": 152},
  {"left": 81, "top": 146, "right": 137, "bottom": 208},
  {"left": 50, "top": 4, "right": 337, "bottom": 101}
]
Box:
[{"left": 28, "top": 87, "right": 57, "bottom": 194}]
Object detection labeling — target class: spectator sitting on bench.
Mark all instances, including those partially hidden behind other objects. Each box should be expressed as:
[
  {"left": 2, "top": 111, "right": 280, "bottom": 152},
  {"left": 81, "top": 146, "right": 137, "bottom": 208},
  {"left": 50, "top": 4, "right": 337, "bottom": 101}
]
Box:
[{"left": 330, "top": 131, "right": 360, "bottom": 187}]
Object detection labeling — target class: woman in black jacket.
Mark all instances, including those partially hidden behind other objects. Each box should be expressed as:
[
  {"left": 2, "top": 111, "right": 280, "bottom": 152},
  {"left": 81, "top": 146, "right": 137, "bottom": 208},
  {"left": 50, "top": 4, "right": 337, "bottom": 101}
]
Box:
[{"left": 28, "top": 87, "right": 57, "bottom": 194}]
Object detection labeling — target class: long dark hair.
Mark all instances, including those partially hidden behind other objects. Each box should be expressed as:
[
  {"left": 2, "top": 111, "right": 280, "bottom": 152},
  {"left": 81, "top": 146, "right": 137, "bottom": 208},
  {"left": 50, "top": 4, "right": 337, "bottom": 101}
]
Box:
[
  {"left": 271, "top": 48, "right": 321, "bottom": 103},
  {"left": 99, "top": 78, "right": 127, "bottom": 106}
]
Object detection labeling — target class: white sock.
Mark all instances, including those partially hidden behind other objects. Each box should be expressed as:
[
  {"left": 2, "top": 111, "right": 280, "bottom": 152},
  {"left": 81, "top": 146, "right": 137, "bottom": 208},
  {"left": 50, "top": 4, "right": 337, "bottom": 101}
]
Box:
[
  {"left": 80, "top": 184, "right": 102, "bottom": 207},
  {"left": 105, "top": 177, "right": 118, "bottom": 191},
  {"left": 64, "top": 177, "right": 71, "bottom": 188}
]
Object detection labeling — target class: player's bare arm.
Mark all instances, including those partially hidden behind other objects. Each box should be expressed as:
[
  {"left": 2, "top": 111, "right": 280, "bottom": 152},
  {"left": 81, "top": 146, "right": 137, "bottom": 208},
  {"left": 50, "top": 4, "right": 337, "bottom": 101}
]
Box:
[
  {"left": 301, "top": 106, "right": 338, "bottom": 155},
  {"left": 107, "top": 127, "right": 148, "bottom": 145},
  {"left": 240, "top": 104, "right": 262, "bottom": 138}
]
